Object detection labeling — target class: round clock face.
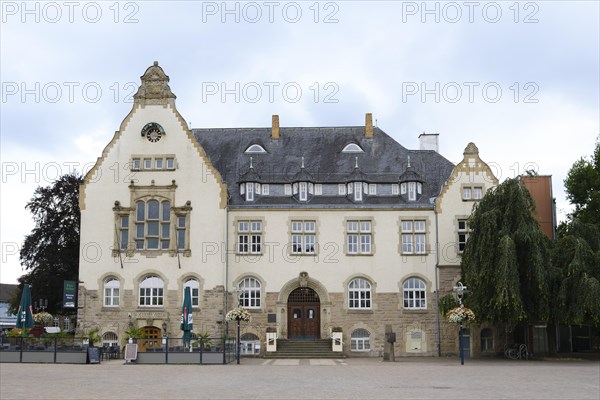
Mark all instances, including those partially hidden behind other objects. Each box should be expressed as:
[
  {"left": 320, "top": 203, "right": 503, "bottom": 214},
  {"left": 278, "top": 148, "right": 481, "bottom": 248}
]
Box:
[{"left": 142, "top": 123, "right": 164, "bottom": 143}]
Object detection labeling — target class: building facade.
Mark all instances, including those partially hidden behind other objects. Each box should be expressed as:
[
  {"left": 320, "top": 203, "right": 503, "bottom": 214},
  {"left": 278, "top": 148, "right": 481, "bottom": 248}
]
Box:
[{"left": 77, "top": 62, "right": 500, "bottom": 357}]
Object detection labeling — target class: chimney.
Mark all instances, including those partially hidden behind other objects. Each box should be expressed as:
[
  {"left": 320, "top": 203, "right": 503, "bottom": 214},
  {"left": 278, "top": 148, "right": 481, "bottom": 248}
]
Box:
[
  {"left": 365, "top": 113, "right": 373, "bottom": 138},
  {"left": 272, "top": 115, "right": 280, "bottom": 139},
  {"left": 419, "top": 132, "right": 439, "bottom": 152}
]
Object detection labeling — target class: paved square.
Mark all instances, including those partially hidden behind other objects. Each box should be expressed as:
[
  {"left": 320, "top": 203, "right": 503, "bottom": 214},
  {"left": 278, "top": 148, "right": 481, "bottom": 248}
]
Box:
[{"left": 1, "top": 357, "right": 598, "bottom": 399}]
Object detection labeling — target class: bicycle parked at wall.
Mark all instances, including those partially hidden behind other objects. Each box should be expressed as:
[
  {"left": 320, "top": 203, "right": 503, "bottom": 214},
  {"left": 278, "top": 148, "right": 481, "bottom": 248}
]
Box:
[{"left": 504, "top": 343, "right": 531, "bottom": 360}]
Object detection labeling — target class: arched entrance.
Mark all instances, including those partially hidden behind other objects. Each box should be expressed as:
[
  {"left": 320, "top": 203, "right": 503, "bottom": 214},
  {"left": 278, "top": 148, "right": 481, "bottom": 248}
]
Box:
[
  {"left": 287, "top": 287, "right": 320, "bottom": 340},
  {"left": 138, "top": 326, "right": 161, "bottom": 352}
]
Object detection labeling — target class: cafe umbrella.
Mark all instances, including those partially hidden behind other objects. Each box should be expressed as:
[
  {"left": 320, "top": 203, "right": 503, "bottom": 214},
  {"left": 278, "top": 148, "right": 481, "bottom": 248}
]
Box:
[
  {"left": 180, "top": 286, "right": 193, "bottom": 349},
  {"left": 16, "top": 284, "right": 34, "bottom": 331}
]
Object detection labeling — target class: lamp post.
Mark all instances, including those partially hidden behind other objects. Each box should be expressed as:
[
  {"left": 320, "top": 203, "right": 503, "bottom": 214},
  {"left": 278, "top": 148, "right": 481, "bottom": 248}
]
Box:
[
  {"left": 233, "top": 288, "right": 243, "bottom": 365},
  {"left": 34, "top": 298, "right": 48, "bottom": 312},
  {"left": 453, "top": 282, "right": 468, "bottom": 365}
]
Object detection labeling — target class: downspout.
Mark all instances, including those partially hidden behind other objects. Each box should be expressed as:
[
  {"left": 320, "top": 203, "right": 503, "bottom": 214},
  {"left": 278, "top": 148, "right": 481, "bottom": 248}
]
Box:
[
  {"left": 434, "top": 203, "right": 441, "bottom": 357},
  {"left": 224, "top": 195, "right": 230, "bottom": 336}
]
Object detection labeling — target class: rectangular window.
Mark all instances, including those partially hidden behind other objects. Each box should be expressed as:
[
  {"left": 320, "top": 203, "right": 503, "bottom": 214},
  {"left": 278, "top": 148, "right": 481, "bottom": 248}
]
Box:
[
  {"left": 458, "top": 219, "right": 470, "bottom": 253},
  {"left": 463, "top": 187, "right": 472, "bottom": 200},
  {"left": 166, "top": 158, "right": 175, "bottom": 170},
  {"left": 473, "top": 186, "right": 483, "bottom": 200},
  {"left": 408, "top": 182, "right": 417, "bottom": 201},
  {"left": 155, "top": 158, "right": 163, "bottom": 169},
  {"left": 144, "top": 158, "right": 152, "bottom": 169},
  {"left": 347, "top": 220, "right": 372, "bottom": 255},
  {"left": 338, "top": 184, "right": 346, "bottom": 195},
  {"left": 262, "top": 184, "right": 269, "bottom": 195},
  {"left": 284, "top": 184, "right": 292, "bottom": 195},
  {"left": 63, "top": 318, "right": 69, "bottom": 331},
  {"left": 392, "top": 184, "right": 399, "bottom": 195},
  {"left": 369, "top": 184, "right": 376, "bottom": 195},
  {"left": 400, "top": 183, "right": 407, "bottom": 195},
  {"left": 119, "top": 216, "right": 129, "bottom": 250},
  {"left": 177, "top": 216, "right": 186, "bottom": 250},
  {"left": 246, "top": 183, "right": 254, "bottom": 201},
  {"left": 401, "top": 220, "right": 427, "bottom": 254},
  {"left": 354, "top": 182, "right": 363, "bottom": 201},
  {"left": 299, "top": 182, "right": 308, "bottom": 201},
  {"left": 315, "top": 184, "right": 322, "bottom": 195},
  {"left": 237, "top": 220, "right": 262, "bottom": 254},
  {"left": 290, "top": 220, "right": 317, "bottom": 254},
  {"left": 132, "top": 158, "right": 141, "bottom": 170}
]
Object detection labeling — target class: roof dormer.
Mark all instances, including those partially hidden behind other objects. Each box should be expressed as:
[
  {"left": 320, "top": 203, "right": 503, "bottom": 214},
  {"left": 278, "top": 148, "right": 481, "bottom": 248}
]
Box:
[{"left": 399, "top": 156, "right": 424, "bottom": 201}]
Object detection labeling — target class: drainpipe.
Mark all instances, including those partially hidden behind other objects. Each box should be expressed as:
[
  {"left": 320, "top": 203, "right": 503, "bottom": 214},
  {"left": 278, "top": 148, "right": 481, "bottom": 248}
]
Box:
[
  {"left": 434, "top": 205, "right": 441, "bottom": 357},
  {"left": 224, "top": 195, "right": 230, "bottom": 336}
]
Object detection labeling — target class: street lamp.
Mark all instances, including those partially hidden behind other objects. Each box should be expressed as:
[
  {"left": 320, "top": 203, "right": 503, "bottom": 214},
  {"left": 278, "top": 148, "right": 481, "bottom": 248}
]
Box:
[
  {"left": 34, "top": 299, "right": 48, "bottom": 312},
  {"left": 232, "top": 288, "right": 244, "bottom": 365},
  {"left": 453, "top": 282, "right": 468, "bottom": 365}
]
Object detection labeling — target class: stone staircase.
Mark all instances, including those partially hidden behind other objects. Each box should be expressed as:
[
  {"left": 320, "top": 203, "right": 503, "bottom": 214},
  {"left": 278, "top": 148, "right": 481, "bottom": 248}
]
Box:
[{"left": 264, "top": 339, "right": 345, "bottom": 359}]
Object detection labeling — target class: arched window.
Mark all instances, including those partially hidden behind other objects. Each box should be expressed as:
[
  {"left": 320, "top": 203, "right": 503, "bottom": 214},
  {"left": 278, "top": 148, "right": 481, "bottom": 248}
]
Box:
[
  {"left": 135, "top": 199, "right": 170, "bottom": 250},
  {"left": 481, "top": 328, "right": 494, "bottom": 351},
  {"left": 342, "top": 143, "right": 364, "bottom": 153},
  {"left": 245, "top": 144, "right": 267, "bottom": 154},
  {"left": 351, "top": 328, "right": 371, "bottom": 351},
  {"left": 238, "top": 277, "right": 261, "bottom": 309},
  {"left": 102, "top": 332, "right": 118, "bottom": 347},
  {"left": 184, "top": 278, "right": 200, "bottom": 307},
  {"left": 403, "top": 278, "right": 426, "bottom": 309},
  {"left": 139, "top": 275, "right": 164, "bottom": 306},
  {"left": 104, "top": 278, "right": 120, "bottom": 307},
  {"left": 348, "top": 278, "right": 371, "bottom": 309}
]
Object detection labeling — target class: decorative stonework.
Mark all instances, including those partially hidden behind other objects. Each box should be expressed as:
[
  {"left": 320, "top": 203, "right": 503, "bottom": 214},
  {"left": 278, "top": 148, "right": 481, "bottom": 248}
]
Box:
[{"left": 134, "top": 61, "right": 176, "bottom": 106}]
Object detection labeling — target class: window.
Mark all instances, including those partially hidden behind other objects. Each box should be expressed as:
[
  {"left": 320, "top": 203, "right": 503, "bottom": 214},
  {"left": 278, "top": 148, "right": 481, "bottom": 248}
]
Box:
[
  {"left": 342, "top": 143, "right": 364, "bottom": 153},
  {"left": 315, "top": 184, "right": 322, "bottom": 195},
  {"left": 462, "top": 186, "right": 483, "bottom": 200},
  {"left": 347, "top": 220, "right": 372, "bottom": 255},
  {"left": 155, "top": 158, "right": 163, "bottom": 169},
  {"left": 118, "top": 215, "right": 129, "bottom": 250},
  {"left": 237, "top": 221, "right": 262, "bottom": 254},
  {"left": 139, "top": 275, "right": 164, "bottom": 307},
  {"left": 53, "top": 317, "right": 59, "bottom": 327},
  {"left": 144, "top": 158, "right": 152, "bottom": 169},
  {"left": 401, "top": 220, "right": 426, "bottom": 254},
  {"left": 135, "top": 199, "right": 170, "bottom": 250},
  {"left": 132, "top": 158, "right": 141, "bottom": 170},
  {"left": 403, "top": 278, "right": 426, "bottom": 309},
  {"left": 245, "top": 144, "right": 267, "bottom": 154},
  {"left": 166, "top": 158, "right": 175, "bottom": 169},
  {"left": 63, "top": 317, "right": 70, "bottom": 332},
  {"left": 338, "top": 184, "right": 346, "bottom": 195},
  {"left": 176, "top": 215, "right": 186, "bottom": 250},
  {"left": 238, "top": 277, "right": 261, "bottom": 308},
  {"left": 350, "top": 329, "right": 371, "bottom": 351},
  {"left": 369, "top": 184, "right": 376, "bottom": 195},
  {"left": 184, "top": 279, "right": 200, "bottom": 307},
  {"left": 408, "top": 182, "right": 416, "bottom": 201},
  {"left": 458, "top": 219, "right": 471, "bottom": 253},
  {"left": 104, "top": 278, "right": 120, "bottom": 307},
  {"left": 291, "top": 220, "right": 316, "bottom": 254},
  {"left": 481, "top": 328, "right": 494, "bottom": 351},
  {"left": 348, "top": 278, "right": 372, "bottom": 309},
  {"left": 262, "top": 184, "right": 269, "bottom": 195},
  {"left": 400, "top": 182, "right": 407, "bottom": 195},
  {"left": 392, "top": 184, "right": 399, "bottom": 195},
  {"left": 299, "top": 182, "right": 308, "bottom": 201},
  {"left": 354, "top": 182, "right": 363, "bottom": 201},
  {"left": 245, "top": 183, "right": 254, "bottom": 201}
]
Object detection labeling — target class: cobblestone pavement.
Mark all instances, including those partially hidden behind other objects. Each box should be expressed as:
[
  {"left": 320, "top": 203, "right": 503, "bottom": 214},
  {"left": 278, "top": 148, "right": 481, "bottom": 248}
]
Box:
[{"left": 1, "top": 357, "right": 598, "bottom": 399}]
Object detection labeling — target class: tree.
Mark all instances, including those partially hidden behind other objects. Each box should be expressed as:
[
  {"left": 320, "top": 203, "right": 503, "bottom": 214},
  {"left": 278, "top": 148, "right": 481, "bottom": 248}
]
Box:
[
  {"left": 461, "top": 178, "right": 551, "bottom": 331},
  {"left": 12, "top": 173, "right": 83, "bottom": 315},
  {"left": 564, "top": 136, "right": 600, "bottom": 225}
]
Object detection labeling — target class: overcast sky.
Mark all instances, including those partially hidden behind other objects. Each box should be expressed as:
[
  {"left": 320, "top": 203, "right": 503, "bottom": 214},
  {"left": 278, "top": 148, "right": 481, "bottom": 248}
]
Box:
[{"left": 1, "top": 1, "right": 599, "bottom": 284}]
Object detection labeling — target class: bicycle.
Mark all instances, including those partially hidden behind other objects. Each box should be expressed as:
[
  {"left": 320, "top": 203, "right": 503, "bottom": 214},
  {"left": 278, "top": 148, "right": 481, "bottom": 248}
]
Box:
[{"left": 504, "top": 343, "right": 531, "bottom": 360}]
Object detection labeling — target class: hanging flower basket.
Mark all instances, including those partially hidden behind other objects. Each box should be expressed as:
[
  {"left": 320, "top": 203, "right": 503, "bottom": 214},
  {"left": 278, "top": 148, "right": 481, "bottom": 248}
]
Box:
[
  {"left": 33, "top": 312, "right": 53, "bottom": 326},
  {"left": 446, "top": 306, "right": 475, "bottom": 323},
  {"left": 225, "top": 307, "right": 251, "bottom": 322}
]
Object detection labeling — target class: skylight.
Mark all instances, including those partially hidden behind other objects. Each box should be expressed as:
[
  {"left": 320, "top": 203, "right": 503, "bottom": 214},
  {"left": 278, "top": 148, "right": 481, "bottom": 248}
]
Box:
[
  {"left": 342, "top": 143, "right": 364, "bottom": 153},
  {"left": 245, "top": 144, "right": 267, "bottom": 154}
]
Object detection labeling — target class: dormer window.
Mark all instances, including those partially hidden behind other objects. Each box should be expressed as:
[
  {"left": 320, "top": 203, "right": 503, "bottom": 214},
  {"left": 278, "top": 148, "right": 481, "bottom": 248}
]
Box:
[
  {"left": 245, "top": 144, "right": 266, "bottom": 154},
  {"left": 299, "top": 182, "right": 308, "bottom": 201},
  {"left": 354, "top": 182, "right": 363, "bottom": 201},
  {"left": 401, "top": 182, "right": 422, "bottom": 201},
  {"left": 246, "top": 182, "right": 254, "bottom": 201},
  {"left": 342, "top": 143, "right": 364, "bottom": 153}
]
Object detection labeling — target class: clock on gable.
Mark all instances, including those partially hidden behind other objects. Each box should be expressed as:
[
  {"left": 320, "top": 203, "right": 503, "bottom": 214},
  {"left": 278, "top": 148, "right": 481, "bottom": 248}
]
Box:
[{"left": 141, "top": 122, "right": 165, "bottom": 143}]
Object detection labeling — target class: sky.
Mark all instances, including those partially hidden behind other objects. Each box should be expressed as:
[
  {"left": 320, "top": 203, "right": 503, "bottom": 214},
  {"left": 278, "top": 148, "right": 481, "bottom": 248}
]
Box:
[{"left": 1, "top": 0, "right": 599, "bottom": 284}]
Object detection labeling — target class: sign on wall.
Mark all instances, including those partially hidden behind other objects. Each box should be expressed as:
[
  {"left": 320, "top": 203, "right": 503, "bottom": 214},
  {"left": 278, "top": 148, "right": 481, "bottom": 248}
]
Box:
[{"left": 63, "top": 280, "right": 77, "bottom": 308}]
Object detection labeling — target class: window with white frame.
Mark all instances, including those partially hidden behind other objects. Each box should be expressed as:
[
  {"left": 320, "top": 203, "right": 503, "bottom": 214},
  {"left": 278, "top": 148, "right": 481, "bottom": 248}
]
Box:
[
  {"left": 291, "top": 220, "right": 316, "bottom": 254},
  {"left": 347, "top": 220, "right": 372, "bottom": 255},
  {"left": 473, "top": 186, "right": 483, "bottom": 200},
  {"left": 118, "top": 215, "right": 129, "bottom": 250},
  {"left": 166, "top": 158, "right": 175, "bottom": 169},
  {"left": 245, "top": 182, "right": 255, "bottom": 201},
  {"left": 262, "top": 184, "right": 269, "bottom": 195},
  {"left": 338, "top": 184, "right": 346, "bottom": 195},
  {"left": 350, "top": 328, "right": 371, "bottom": 351},
  {"left": 401, "top": 220, "right": 426, "bottom": 254},
  {"left": 53, "top": 317, "right": 59, "bottom": 327},
  {"left": 132, "top": 158, "right": 141, "bottom": 170},
  {"left": 184, "top": 278, "right": 200, "bottom": 307},
  {"left": 354, "top": 182, "right": 363, "bottom": 201},
  {"left": 104, "top": 278, "right": 120, "bottom": 307},
  {"left": 139, "top": 275, "right": 164, "bottom": 306},
  {"left": 238, "top": 277, "right": 261, "bottom": 308},
  {"left": 144, "top": 158, "right": 152, "bottom": 169},
  {"left": 458, "top": 219, "right": 471, "bottom": 253},
  {"left": 348, "top": 278, "right": 372, "bottom": 309},
  {"left": 392, "top": 183, "right": 399, "bottom": 195},
  {"left": 63, "top": 317, "right": 70, "bottom": 332},
  {"left": 176, "top": 215, "right": 186, "bottom": 250},
  {"left": 284, "top": 184, "right": 292, "bottom": 195},
  {"left": 245, "top": 144, "right": 267, "bottom": 154},
  {"left": 369, "top": 184, "right": 376, "bottom": 195},
  {"left": 462, "top": 186, "right": 483, "bottom": 200},
  {"left": 299, "top": 182, "right": 308, "bottom": 201},
  {"left": 237, "top": 220, "right": 262, "bottom": 254},
  {"left": 135, "top": 199, "right": 170, "bottom": 250},
  {"left": 403, "top": 278, "right": 426, "bottom": 309},
  {"left": 314, "top": 184, "right": 322, "bottom": 195}
]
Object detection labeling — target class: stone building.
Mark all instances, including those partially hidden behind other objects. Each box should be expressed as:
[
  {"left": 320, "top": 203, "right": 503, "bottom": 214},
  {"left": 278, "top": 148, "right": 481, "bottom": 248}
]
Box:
[{"left": 77, "top": 62, "right": 499, "bottom": 357}]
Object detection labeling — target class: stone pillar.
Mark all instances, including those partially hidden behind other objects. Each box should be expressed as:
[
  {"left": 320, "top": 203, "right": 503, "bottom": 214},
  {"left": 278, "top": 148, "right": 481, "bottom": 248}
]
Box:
[{"left": 383, "top": 324, "right": 395, "bottom": 362}]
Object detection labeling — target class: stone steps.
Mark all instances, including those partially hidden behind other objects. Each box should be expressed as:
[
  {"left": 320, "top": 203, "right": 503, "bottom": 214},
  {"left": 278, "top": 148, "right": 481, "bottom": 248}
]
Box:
[{"left": 265, "top": 339, "right": 345, "bottom": 359}]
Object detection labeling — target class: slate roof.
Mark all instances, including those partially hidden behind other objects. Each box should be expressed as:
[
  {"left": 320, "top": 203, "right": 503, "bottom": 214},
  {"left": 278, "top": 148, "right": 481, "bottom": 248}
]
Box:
[{"left": 193, "top": 126, "right": 455, "bottom": 208}]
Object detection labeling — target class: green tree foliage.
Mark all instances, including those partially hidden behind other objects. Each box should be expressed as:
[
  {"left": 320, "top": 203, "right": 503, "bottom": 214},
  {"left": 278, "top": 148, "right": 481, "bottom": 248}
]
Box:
[
  {"left": 550, "top": 220, "right": 600, "bottom": 326},
  {"left": 564, "top": 137, "right": 600, "bottom": 225},
  {"left": 13, "top": 173, "right": 83, "bottom": 315},
  {"left": 461, "top": 178, "right": 551, "bottom": 331}
]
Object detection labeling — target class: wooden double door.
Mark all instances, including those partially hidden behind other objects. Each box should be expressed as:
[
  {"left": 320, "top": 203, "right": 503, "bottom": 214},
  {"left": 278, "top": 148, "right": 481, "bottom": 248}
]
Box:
[{"left": 287, "top": 287, "right": 320, "bottom": 340}]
